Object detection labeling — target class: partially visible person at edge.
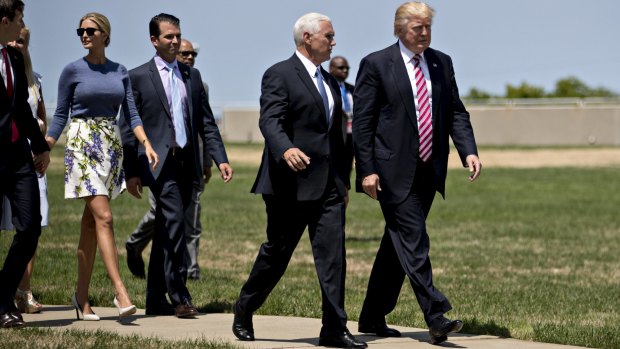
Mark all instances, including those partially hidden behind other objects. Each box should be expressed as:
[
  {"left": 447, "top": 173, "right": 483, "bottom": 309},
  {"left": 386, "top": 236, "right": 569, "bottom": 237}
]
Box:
[
  {"left": 0, "top": 0, "right": 50, "bottom": 329},
  {"left": 119, "top": 13, "right": 232, "bottom": 319},
  {"left": 125, "top": 38, "right": 211, "bottom": 281},
  {"left": 45, "top": 12, "right": 158, "bottom": 322},
  {"left": 352, "top": 1, "right": 482, "bottom": 345},
  {"left": 0, "top": 26, "right": 47, "bottom": 315},
  {"left": 231, "top": 12, "right": 367, "bottom": 349},
  {"left": 329, "top": 55, "right": 354, "bottom": 205}
]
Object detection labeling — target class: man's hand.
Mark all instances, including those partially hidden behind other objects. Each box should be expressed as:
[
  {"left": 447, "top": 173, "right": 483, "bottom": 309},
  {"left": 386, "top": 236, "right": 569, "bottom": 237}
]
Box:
[
  {"left": 466, "top": 154, "right": 482, "bottom": 182},
  {"left": 282, "top": 147, "right": 310, "bottom": 172},
  {"left": 203, "top": 166, "right": 212, "bottom": 184},
  {"left": 362, "top": 173, "right": 381, "bottom": 200},
  {"left": 33, "top": 151, "right": 50, "bottom": 175},
  {"left": 126, "top": 177, "right": 143, "bottom": 199},
  {"left": 218, "top": 163, "right": 233, "bottom": 183}
]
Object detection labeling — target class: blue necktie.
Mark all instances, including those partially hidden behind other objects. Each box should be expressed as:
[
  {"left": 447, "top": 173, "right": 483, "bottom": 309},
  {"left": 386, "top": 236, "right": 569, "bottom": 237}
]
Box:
[
  {"left": 167, "top": 65, "right": 187, "bottom": 148},
  {"left": 340, "top": 83, "right": 351, "bottom": 114},
  {"left": 315, "top": 67, "right": 330, "bottom": 123}
]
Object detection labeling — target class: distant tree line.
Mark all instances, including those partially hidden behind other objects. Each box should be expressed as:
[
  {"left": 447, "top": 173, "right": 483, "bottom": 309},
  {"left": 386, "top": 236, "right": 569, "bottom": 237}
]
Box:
[{"left": 465, "top": 76, "right": 618, "bottom": 99}]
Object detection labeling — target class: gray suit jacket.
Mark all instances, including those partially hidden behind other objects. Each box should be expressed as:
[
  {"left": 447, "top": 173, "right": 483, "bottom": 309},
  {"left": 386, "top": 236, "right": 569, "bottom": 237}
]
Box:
[{"left": 120, "top": 58, "right": 227, "bottom": 184}]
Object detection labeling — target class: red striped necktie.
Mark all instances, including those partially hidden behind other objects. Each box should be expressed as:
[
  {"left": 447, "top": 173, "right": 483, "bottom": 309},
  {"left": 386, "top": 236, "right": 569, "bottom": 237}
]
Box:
[
  {"left": 2, "top": 47, "right": 19, "bottom": 142},
  {"left": 412, "top": 54, "right": 432, "bottom": 162}
]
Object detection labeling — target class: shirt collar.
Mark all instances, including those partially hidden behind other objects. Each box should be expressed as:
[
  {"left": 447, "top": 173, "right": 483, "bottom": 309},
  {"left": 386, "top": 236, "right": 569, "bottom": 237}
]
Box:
[
  {"left": 295, "top": 50, "right": 322, "bottom": 77},
  {"left": 398, "top": 40, "right": 426, "bottom": 64},
  {"left": 154, "top": 54, "right": 178, "bottom": 72}
]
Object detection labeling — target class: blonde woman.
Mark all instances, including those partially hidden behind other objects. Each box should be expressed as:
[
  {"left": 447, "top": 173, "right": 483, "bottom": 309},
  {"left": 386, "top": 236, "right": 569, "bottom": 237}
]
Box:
[
  {"left": 1, "top": 27, "right": 47, "bottom": 314},
  {"left": 46, "top": 13, "right": 158, "bottom": 321}
]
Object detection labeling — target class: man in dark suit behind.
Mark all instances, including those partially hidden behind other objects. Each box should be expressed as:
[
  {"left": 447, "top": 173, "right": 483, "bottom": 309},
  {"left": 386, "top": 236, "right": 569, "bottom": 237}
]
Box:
[
  {"left": 231, "top": 12, "right": 366, "bottom": 349},
  {"left": 329, "top": 56, "right": 355, "bottom": 186},
  {"left": 120, "top": 13, "right": 233, "bottom": 318},
  {"left": 353, "top": 2, "right": 482, "bottom": 345},
  {"left": 0, "top": 0, "right": 49, "bottom": 328}
]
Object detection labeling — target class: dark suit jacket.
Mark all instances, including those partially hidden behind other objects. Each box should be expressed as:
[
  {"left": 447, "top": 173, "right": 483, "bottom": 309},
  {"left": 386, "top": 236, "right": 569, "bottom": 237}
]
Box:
[
  {"left": 120, "top": 58, "right": 227, "bottom": 184},
  {"left": 0, "top": 46, "right": 48, "bottom": 170},
  {"left": 353, "top": 43, "right": 478, "bottom": 204},
  {"left": 251, "top": 54, "right": 348, "bottom": 201}
]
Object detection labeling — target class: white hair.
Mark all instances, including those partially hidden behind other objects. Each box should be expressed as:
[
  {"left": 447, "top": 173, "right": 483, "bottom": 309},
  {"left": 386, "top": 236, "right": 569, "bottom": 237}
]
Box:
[{"left": 293, "top": 12, "right": 331, "bottom": 47}]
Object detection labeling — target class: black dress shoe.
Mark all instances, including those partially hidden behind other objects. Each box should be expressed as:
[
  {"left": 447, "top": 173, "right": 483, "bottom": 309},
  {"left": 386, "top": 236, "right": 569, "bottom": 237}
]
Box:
[
  {"left": 358, "top": 322, "right": 401, "bottom": 337},
  {"left": 319, "top": 329, "right": 368, "bottom": 348},
  {"left": 428, "top": 316, "right": 463, "bottom": 345},
  {"left": 232, "top": 301, "right": 254, "bottom": 341},
  {"left": 126, "top": 243, "right": 145, "bottom": 279},
  {"left": 145, "top": 301, "right": 175, "bottom": 316},
  {"left": 0, "top": 312, "right": 24, "bottom": 328},
  {"left": 175, "top": 299, "right": 199, "bottom": 318}
]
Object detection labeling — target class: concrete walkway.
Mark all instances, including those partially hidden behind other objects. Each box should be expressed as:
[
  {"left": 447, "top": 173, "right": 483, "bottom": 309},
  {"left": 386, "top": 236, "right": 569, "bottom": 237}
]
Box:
[{"left": 23, "top": 305, "right": 588, "bottom": 349}]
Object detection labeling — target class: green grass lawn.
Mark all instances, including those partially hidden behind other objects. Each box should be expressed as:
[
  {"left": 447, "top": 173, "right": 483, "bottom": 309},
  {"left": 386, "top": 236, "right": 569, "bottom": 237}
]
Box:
[{"left": 1, "top": 145, "right": 619, "bottom": 349}]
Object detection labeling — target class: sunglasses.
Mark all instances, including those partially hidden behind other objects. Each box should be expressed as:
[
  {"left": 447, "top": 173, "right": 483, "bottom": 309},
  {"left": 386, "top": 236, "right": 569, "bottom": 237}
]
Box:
[
  {"left": 76, "top": 28, "right": 100, "bottom": 37},
  {"left": 336, "top": 66, "right": 350, "bottom": 70},
  {"left": 179, "top": 51, "right": 198, "bottom": 57}
]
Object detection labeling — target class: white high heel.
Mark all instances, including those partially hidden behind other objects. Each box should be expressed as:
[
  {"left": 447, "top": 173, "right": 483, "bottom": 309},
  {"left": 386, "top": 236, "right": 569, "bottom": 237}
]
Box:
[
  {"left": 113, "top": 297, "right": 137, "bottom": 319},
  {"left": 71, "top": 294, "right": 100, "bottom": 321}
]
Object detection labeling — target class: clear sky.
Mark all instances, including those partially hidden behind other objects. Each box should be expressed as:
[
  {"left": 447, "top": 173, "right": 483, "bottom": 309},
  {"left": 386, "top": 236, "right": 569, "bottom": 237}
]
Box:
[{"left": 25, "top": 0, "right": 620, "bottom": 108}]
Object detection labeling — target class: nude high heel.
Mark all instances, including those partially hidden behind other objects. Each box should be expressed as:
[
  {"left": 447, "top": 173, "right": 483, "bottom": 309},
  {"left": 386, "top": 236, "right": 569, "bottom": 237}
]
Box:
[
  {"left": 71, "top": 294, "right": 100, "bottom": 321},
  {"left": 114, "top": 297, "right": 137, "bottom": 320}
]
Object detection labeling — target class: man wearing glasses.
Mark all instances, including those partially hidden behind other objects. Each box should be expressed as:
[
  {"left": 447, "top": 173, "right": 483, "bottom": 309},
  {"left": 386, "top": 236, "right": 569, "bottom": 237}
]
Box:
[{"left": 125, "top": 37, "right": 211, "bottom": 282}]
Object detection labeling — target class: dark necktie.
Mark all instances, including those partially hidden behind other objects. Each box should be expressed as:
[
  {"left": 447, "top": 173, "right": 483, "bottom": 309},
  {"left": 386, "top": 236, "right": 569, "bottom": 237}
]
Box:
[
  {"left": 2, "top": 47, "right": 19, "bottom": 142},
  {"left": 315, "top": 67, "right": 330, "bottom": 123}
]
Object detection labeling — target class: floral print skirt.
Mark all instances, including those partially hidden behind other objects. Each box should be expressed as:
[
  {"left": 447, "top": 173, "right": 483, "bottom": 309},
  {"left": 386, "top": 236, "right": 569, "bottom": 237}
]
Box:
[{"left": 64, "top": 117, "right": 126, "bottom": 199}]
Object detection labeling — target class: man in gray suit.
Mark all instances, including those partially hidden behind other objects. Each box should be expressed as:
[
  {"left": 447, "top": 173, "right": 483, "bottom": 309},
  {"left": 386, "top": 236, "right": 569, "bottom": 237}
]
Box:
[
  {"left": 125, "top": 38, "right": 211, "bottom": 281},
  {"left": 120, "top": 13, "right": 232, "bottom": 318}
]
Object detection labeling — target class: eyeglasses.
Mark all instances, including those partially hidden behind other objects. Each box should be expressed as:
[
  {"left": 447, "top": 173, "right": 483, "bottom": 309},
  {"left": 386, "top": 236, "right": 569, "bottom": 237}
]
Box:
[
  {"left": 179, "top": 51, "right": 198, "bottom": 57},
  {"left": 76, "top": 28, "right": 100, "bottom": 37},
  {"left": 336, "top": 66, "right": 349, "bottom": 70}
]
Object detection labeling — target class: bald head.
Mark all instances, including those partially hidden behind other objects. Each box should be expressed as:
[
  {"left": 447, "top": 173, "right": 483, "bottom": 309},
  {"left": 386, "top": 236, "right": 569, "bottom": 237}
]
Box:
[
  {"left": 177, "top": 38, "right": 197, "bottom": 67},
  {"left": 329, "top": 56, "right": 349, "bottom": 83}
]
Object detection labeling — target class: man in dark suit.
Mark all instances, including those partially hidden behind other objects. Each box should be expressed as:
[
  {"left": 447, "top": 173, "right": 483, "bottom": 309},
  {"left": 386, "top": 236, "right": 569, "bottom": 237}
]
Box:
[
  {"left": 329, "top": 56, "right": 355, "bottom": 187},
  {"left": 119, "top": 13, "right": 233, "bottom": 318},
  {"left": 0, "top": 0, "right": 50, "bottom": 328},
  {"left": 231, "top": 12, "right": 366, "bottom": 349},
  {"left": 353, "top": 2, "right": 482, "bottom": 345}
]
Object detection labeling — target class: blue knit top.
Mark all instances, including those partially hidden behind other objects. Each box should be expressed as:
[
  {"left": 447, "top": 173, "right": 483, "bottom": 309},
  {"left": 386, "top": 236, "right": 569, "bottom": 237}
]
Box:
[{"left": 48, "top": 57, "right": 142, "bottom": 140}]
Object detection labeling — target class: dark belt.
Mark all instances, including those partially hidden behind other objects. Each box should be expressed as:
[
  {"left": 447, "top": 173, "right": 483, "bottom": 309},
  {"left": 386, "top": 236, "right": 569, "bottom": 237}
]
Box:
[{"left": 169, "top": 146, "right": 184, "bottom": 157}]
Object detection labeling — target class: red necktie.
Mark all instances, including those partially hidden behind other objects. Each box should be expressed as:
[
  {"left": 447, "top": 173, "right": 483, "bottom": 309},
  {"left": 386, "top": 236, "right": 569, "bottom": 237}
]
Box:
[
  {"left": 2, "top": 47, "right": 19, "bottom": 142},
  {"left": 412, "top": 54, "right": 432, "bottom": 162}
]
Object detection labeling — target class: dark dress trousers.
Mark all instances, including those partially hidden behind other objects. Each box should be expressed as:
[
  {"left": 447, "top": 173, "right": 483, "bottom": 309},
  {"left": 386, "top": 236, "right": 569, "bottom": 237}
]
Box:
[
  {"left": 0, "top": 46, "right": 49, "bottom": 314},
  {"left": 353, "top": 43, "right": 478, "bottom": 325},
  {"left": 238, "top": 54, "right": 350, "bottom": 335},
  {"left": 120, "top": 58, "right": 228, "bottom": 307}
]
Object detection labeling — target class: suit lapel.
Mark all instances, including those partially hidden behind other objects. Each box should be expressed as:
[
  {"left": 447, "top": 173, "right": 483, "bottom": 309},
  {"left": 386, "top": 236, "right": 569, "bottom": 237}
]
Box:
[
  {"left": 323, "top": 67, "right": 341, "bottom": 130},
  {"left": 389, "top": 43, "right": 419, "bottom": 132},
  {"left": 148, "top": 59, "right": 172, "bottom": 119},
  {"left": 424, "top": 48, "right": 441, "bottom": 127},
  {"left": 179, "top": 64, "right": 194, "bottom": 136}
]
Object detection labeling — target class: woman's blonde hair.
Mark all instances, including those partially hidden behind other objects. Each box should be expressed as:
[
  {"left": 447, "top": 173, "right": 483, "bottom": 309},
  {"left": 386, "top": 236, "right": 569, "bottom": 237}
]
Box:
[{"left": 79, "top": 12, "right": 111, "bottom": 47}]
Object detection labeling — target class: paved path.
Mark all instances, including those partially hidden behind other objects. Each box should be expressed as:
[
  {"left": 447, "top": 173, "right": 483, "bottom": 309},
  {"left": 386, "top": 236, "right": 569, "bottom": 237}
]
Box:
[{"left": 23, "top": 305, "right": 589, "bottom": 349}]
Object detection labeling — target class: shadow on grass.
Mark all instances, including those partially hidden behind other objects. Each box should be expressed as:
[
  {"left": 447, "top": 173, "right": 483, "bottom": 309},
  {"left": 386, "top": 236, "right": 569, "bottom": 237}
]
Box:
[
  {"left": 345, "top": 236, "right": 382, "bottom": 242},
  {"left": 463, "top": 318, "right": 511, "bottom": 338},
  {"left": 198, "top": 300, "right": 235, "bottom": 314}
]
